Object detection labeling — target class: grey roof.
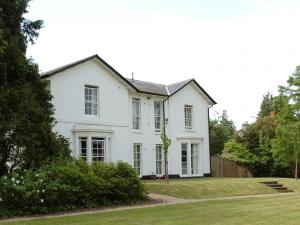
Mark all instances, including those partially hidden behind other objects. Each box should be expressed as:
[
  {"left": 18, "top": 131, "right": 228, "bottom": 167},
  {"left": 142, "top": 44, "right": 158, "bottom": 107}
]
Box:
[
  {"left": 167, "top": 79, "right": 193, "bottom": 95},
  {"left": 41, "top": 54, "right": 216, "bottom": 104},
  {"left": 126, "top": 79, "right": 168, "bottom": 96}
]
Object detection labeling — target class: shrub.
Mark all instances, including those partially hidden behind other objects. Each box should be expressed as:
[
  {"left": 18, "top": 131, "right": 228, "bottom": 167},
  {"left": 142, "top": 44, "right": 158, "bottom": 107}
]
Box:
[{"left": 0, "top": 160, "right": 146, "bottom": 217}]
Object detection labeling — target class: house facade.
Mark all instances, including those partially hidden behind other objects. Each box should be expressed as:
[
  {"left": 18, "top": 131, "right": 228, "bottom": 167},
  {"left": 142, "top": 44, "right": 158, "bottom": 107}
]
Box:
[{"left": 42, "top": 55, "right": 216, "bottom": 178}]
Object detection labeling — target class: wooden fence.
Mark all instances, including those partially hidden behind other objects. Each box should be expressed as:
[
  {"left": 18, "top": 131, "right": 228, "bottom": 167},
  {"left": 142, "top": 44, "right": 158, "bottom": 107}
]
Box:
[{"left": 211, "top": 156, "right": 252, "bottom": 178}]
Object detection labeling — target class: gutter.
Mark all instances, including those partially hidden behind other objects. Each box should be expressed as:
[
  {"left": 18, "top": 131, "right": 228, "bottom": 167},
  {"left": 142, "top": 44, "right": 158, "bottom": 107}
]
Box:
[{"left": 208, "top": 105, "right": 213, "bottom": 176}]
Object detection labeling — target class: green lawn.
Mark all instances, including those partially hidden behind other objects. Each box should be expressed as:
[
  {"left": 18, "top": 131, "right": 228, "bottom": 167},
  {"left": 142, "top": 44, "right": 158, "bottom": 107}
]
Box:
[
  {"left": 145, "top": 178, "right": 285, "bottom": 199},
  {"left": 2, "top": 193, "right": 300, "bottom": 225},
  {"left": 2, "top": 178, "right": 300, "bottom": 225}
]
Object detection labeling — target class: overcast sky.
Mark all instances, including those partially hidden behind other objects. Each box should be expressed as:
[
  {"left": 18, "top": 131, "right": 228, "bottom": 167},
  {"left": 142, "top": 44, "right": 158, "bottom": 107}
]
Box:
[{"left": 26, "top": 0, "right": 300, "bottom": 128}]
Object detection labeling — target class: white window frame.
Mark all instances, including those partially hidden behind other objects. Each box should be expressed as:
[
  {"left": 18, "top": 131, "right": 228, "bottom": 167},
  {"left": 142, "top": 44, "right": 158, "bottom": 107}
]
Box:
[
  {"left": 191, "top": 143, "right": 199, "bottom": 174},
  {"left": 180, "top": 141, "right": 201, "bottom": 177},
  {"left": 79, "top": 137, "right": 87, "bottom": 161},
  {"left": 155, "top": 144, "right": 163, "bottom": 175},
  {"left": 132, "top": 98, "right": 141, "bottom": 130},
  {"left": 133, "top": 143, "right": 142, "bottom": 175},
  {"left": 154, "top": 101, "right": 162, "bottom": 132},
  {"left": 181, "top": 143, "right": 188, "bottom": 175},
  {"left": 91, "top": 137, "right": 105, "bottom": 162},
  {"left": 85, "top": 85, "right": 99, "bottom": 116},
  {"left": 184, "top": 105, "right": 193, "bottom": 129}
]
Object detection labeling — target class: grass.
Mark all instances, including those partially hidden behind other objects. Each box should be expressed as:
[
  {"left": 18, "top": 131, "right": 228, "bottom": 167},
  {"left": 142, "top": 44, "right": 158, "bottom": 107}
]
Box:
[
  {"left": 2, "top": 193, "right": 300, "bottom": 225},
  {"left": 145, "top": 177, "right": 282, "bottom": 199},
  {"left": 2, "top": 177, "right": 300, "bottom": 225}
]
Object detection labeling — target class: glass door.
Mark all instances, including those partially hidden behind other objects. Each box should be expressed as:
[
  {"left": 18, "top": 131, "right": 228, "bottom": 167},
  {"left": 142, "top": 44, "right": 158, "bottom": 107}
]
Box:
[
  {"left": 191, "top": 144, "right": 199, "bottom": 174},
  {"left": 181, "top": 143, "right": 188, "bottom": 175}
]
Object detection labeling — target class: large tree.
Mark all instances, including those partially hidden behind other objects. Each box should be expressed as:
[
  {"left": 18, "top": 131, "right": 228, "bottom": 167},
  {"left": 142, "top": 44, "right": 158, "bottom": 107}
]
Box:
[
  {"left": 0, "top": 0, "right": 69, "bottom": 176},
  {"left": 272, "top": 67, "right": 300, "bottom": 178},
  {"left": 210, "top": 110, "right": 236, "bottom": 155}
]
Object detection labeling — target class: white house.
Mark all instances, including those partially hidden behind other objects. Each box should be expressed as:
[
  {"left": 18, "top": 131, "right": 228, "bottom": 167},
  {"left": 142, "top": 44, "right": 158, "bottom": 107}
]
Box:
[{"left": 42, "top": 55, "right": 216, "bottom": 178}]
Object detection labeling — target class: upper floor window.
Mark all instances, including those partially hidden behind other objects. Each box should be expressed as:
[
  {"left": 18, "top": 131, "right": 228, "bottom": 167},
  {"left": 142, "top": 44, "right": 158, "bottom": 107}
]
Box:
[
  {"left": 132, "top": 98, "right": 141, "bottom": 130},
  {"left": 154, "top": 101, "right": 162, "bottom": 132},
  {"left": 184, "top": 105, "right": 193, "bottom": 129},
  {"left": 85, "top": 85, "right": 98, "bottom": 116}
]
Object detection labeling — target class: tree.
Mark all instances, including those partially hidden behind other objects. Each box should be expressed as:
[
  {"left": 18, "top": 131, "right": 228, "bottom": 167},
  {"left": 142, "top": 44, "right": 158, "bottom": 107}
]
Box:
[
  {"left": 258, "top": 92, "right": 274, "bottom": 117},
  {"left": 0, "top": 0, "right": 70, "bottom": 176},
  {"left": 160, "top": 119, "right": 171, "bottom": 181},
  {"left": 223, "top": 139, "right": 257, "bottom": 170},
  {"left": 209, "top": 110, "right": 236, "bottom": 155},
  {"left": 272, "top": 66, "right": 300, "bottom": 178}
]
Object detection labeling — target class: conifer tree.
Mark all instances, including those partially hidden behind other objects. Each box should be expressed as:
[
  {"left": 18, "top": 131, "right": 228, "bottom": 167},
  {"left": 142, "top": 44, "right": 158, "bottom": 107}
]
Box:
[{"left": 0, "top": 0, "right": 69, "bottom": 176}]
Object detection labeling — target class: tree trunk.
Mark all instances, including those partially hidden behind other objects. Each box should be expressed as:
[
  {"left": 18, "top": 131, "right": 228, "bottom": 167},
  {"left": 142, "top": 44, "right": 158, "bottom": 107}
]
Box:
[
  {"left": 164, "top": 150, "right": 168, "bottom": 182},
  {"left": 295, "top": 157, "right": 298, "bottom": 179}
]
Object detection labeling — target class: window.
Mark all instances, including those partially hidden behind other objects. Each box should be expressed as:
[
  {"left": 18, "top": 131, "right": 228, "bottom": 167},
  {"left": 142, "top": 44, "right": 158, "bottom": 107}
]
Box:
[
  {"left": 181, "top": 143, "right": 188, "bottom": 175},
  {"left": 184, "top": 105, "right": 193, "bottom": 129},
  {"left": 191, "top": 144, "right": 199, "bottom": 174},
  {"left": 132, "top": 98, "right": 141, "bottom": 130},
  {"left": 133, "top": 144, "right": 141, "bottom": 175},
  {"left": 92, "top": 138, "right": 105, "bottom": 161},
  {"left": 156, "top": 145, "right": 163, "bottom": 175},
  {"left": 79, "top": 137, "right": 87, "bottom": 161},
  {"left": 85, "top": 86, "right": 98, "bottom": 115},
  {"left": 154, "top": 101, "right": 162, "bottom": 132}
]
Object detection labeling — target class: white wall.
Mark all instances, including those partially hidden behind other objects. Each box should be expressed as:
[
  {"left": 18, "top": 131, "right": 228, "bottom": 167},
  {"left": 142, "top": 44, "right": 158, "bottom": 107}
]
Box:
[{"left": 47, "top": 59, "right": 212, "bottom": 177}]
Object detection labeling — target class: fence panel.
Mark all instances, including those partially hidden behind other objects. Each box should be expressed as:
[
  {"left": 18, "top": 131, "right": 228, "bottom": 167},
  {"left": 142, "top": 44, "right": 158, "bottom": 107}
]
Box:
[{"left": 211, "top": 156, "right": 252, "bottom": 178}]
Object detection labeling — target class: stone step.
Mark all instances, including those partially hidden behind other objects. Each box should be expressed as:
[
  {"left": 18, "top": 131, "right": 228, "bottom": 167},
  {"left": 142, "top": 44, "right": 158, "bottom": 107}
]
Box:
[
  {"left": 259, "top": 181, "right": 278, "bottom": 185},
  {"left": 265, "top": 184, "right": 283, "bottom": 188},
  {"left": 272, "top": 186, "right": 287, "bottom": 190},
  {"left": 279, "top": 189, "right": 294, "bottom": 193}
]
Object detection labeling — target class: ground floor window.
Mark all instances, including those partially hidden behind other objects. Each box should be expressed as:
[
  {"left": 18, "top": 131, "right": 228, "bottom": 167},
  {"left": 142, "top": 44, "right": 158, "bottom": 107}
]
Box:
[
  {"left": 92, "top": 138, "right": 105, "bottom": 162},
  {"left": 156, "top": 144, "right": 163, "bottom": 175},
  {"left": 181, "top": 142, "right": 200, "bottom": 176},
  {"left": 78, "top": 137, "right": 105, "bottom": 162},
  {"left": 133, "top": 144, "right": 141, "bottom": 175},
  {"left": 181, "top": 143, "right": 188, "bottom": 175},
  {"left": 191, "top": 144, "right": 199, "bottom": 174},
  {"left": 79, "top": 137, "right": 87, "bottom": 161}
]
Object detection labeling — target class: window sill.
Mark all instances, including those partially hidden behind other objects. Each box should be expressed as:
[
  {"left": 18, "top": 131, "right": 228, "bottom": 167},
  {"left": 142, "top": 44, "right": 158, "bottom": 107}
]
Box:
[
  {"left": 132, "top": 130, "right": 143, "bottom": 134},
  {"left": 84, "top": 115, "right": 99, "bottom": 119},
  {"left": 184, "top": 128, "right": 194, "bottom": 132},
  {"left": 155, "top": 131, "right": 161, "bottom": 135}
]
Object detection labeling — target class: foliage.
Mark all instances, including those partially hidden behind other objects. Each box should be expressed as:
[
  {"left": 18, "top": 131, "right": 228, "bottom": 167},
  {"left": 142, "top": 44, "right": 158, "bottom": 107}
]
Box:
[
  {"left": 0, "top": 0, "right": 70, "bottom": 176},
  {"left": 210, "top": 110, "right": 236, "bottom": 155},
  {"left": 0, "top": 160, "right": 147, "bottom": 217},
  {"left": 160, "top": 119, "right": 171, "bottom": 181},
  {"left": 258, "top": 92, "right": 274, "bottom": 117},
  {"left": 222, "top": 139, "right": 257, "bottom": 170}
]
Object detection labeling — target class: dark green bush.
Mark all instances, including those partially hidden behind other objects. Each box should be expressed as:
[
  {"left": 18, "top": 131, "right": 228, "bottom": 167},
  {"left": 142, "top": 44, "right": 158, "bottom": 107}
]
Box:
[{"left": 0, "top": 160, "right": 146, "bottom": 217}]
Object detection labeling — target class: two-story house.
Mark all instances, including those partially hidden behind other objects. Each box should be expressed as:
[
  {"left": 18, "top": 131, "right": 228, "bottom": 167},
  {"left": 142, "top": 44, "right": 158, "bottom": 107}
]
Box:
[{"left": 42, "top": 54, "right": 216, "bottom": 178}]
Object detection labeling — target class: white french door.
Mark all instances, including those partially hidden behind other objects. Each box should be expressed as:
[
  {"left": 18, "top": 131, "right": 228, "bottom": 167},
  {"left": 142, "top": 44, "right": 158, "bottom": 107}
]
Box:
[{"left": 181, "top": 142, "right": 200, "bottom": 176}]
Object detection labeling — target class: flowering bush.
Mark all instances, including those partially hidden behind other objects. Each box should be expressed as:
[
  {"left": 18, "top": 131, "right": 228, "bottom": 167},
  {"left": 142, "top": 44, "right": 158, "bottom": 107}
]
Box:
[{"left": 0, "top": 160, "right": 146, "bottom": 217}]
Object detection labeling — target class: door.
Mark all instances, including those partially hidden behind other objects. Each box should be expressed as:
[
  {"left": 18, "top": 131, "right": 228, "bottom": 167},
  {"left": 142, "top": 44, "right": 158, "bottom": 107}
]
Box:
[{"left": 181, "top": 142, "right": 200, "bottom": 176}]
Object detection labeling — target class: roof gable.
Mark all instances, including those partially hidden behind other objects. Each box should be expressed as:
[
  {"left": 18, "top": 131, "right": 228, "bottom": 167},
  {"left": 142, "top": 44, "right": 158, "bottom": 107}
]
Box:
[{"left": 41, "top": 55, "right": 216, "bottom": 104}]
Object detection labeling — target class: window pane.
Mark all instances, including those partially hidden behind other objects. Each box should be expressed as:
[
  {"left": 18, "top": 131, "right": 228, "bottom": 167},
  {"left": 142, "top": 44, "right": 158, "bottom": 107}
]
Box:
[
  {"left": 133, "top": 144, "right": 141, "bottom": 175},
  {"left": 79, "top": 137, "right": 87, "bottom": 161},
  {"left": 181, "top": 143, "right": 188, "bottom": 175},
  {"left": 85, "top": 86, "right": 98, "bottom": 115},
  {"left": 92, "top": 138, "right": 105, "bottom": 162},
  {"left": 156, "top": 145, "right": 163, "bottom": 175},
  {"left": 132, "top": 98, "right": 140, "bottom": 130},
  {"left": 154, "top": 102, "right": 162, "bottom": 131},
  {"left": 184, "top": 105, "right": 193, "bottom": 129},
  {"left": 191, "top": 144, "right": 199, "bottom": 174}
]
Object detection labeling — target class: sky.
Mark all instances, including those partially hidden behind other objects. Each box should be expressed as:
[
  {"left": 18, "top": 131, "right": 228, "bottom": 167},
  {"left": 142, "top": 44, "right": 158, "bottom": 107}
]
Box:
[{"left": 26, "top": 0, "right": 300, "bottom": 128}]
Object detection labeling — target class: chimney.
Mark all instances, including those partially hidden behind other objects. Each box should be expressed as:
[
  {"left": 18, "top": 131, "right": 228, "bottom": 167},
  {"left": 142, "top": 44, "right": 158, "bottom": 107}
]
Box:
[{"left": 131, "top": 72, "right": 134, "bottom": 82}]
